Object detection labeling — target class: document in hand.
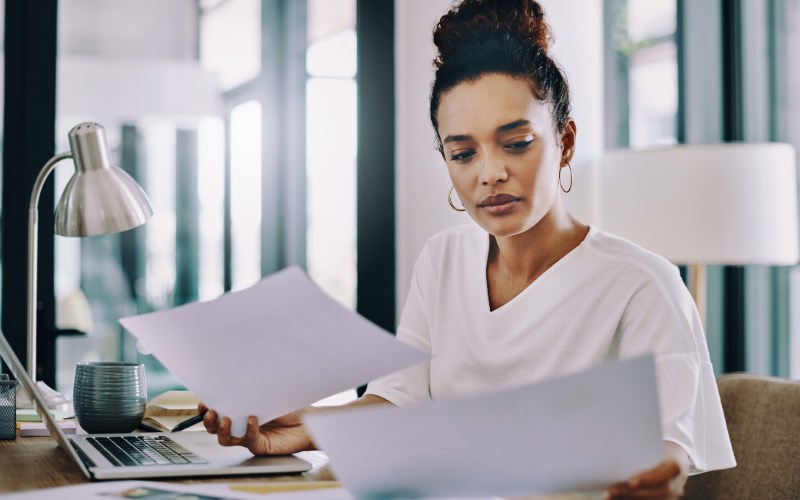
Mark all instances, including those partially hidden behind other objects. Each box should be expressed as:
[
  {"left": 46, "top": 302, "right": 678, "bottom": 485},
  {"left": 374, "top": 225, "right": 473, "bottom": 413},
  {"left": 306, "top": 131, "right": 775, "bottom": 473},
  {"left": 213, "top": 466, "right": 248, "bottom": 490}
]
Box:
[
  {"left": 303, "top": 355, "right": 664, "bottom": 499},
  {"left": 120, "top": 266, "right": 428, "bottom": 436}
]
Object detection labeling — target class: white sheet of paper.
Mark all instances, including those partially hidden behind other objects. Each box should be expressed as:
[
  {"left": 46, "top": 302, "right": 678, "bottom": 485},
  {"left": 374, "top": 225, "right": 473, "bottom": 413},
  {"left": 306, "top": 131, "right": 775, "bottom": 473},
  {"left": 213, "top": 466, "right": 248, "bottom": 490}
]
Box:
[
  {"left": 304, "top": 356, "right": 664, "bottom": 499},
  {"left": 119, "top": 266, "right": 428, "bottom": 436},
  {"left": 0, "top": 481, "right": 503, "bottom": 500},
  {"left": 0, "top": 481, "right": 375, "bottom": 500}
]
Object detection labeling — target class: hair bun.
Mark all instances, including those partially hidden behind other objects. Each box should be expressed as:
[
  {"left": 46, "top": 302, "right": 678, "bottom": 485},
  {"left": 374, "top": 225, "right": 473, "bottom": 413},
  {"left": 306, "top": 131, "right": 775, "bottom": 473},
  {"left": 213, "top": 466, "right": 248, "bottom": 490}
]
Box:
[{"left": 433, "top": 0, "right": 552, "bottom": 69}]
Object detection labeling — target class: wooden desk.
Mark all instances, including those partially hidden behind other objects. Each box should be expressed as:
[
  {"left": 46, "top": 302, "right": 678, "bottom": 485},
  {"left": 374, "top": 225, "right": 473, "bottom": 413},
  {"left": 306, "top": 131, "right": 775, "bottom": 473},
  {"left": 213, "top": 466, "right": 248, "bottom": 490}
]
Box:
[
  {"left": 0, "top": 431, "right": 335, "bottom": 494},
  {"left": 1, "top": 433, "right": 599, "bottom": 499}
]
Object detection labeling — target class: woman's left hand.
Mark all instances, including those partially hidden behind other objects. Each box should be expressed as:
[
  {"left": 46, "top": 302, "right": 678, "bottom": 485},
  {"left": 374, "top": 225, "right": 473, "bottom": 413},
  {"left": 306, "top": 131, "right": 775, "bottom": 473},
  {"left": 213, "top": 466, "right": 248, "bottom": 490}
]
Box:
[{"left": 605, "top": 442, "right": 690, "bottom": 499}]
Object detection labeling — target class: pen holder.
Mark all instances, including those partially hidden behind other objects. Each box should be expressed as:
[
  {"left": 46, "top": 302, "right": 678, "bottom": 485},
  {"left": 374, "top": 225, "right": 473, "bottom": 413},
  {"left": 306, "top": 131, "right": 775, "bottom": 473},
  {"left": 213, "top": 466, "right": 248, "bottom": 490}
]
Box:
[{"left": 0, "top": 374, "right": 17, "bottom": 440}]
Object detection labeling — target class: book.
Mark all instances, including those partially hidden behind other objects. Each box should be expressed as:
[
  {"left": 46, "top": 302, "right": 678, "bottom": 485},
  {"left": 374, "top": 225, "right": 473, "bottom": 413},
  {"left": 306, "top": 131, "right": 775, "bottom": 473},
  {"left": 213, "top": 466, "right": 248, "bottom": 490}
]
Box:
[{"left": 140, "top": 390, "right": 204, "bottom": 432}]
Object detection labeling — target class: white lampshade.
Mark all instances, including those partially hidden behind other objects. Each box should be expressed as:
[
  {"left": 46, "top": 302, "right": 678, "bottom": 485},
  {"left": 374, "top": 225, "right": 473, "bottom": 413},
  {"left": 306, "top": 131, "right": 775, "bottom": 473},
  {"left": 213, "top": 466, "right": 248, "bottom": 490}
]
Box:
[{"left": 602, "top": 143, "right": 799, "bottom": 265}]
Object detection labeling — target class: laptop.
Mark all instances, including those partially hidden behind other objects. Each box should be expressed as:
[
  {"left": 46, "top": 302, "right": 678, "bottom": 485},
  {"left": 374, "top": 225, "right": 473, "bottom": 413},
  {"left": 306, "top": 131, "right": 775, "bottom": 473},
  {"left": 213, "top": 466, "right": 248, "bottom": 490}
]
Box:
[{"left": 0, "top": 329, "right": 311, "bottom": 480}]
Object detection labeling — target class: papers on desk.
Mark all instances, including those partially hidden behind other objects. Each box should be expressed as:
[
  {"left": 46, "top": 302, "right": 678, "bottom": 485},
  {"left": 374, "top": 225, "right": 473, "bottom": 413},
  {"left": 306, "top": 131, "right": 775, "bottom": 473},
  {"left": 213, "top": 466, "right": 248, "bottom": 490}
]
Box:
[
  {"left": 0, "top": 480, "right": 339, "bottom": 499},
  {"left": 120, "top": 266, "right": 428, "bottom": 436},
  {"left": 0, "top": 481, "right": 504, "bottom": 500},
  {"left": 304, "top": 356, "right": 664, "bottom": 499}
]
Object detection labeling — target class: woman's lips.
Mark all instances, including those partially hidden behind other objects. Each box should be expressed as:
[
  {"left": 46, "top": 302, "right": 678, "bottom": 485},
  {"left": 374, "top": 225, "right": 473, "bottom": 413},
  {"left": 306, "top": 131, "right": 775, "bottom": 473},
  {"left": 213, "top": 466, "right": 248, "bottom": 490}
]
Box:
[{"left": 479, "top": 194, "right": 521, "bottom": 215}]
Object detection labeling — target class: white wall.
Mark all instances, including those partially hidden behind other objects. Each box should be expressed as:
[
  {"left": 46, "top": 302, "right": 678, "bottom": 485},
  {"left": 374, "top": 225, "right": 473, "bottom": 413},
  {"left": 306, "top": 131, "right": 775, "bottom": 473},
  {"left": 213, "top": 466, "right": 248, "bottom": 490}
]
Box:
[
  {"left": 57, "top": 0, "right": 217, "bottom": 134},
  {"left": 395, "top": 0, "right": 604, "bottom": 313},
  {"left": 59, "top": 0, "right": 197, "bottom": 60}
]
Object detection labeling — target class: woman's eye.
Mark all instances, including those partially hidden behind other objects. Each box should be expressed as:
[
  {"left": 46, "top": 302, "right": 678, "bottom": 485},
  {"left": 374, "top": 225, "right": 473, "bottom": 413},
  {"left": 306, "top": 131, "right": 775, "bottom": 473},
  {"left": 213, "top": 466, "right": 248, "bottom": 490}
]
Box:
[
  {"left": 450, "top": 150, "right": 475, "bottom": 162},
  {"left": 505, "top": 139, "right": 533, "bottom": 152}
]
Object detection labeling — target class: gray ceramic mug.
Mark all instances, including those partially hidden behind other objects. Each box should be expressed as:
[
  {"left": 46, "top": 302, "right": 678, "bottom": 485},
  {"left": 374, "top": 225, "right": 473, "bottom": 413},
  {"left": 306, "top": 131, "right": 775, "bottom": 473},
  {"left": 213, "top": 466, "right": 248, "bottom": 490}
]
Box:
[{"left": 73, "top": 362, "right": 147, "bottom": 434}]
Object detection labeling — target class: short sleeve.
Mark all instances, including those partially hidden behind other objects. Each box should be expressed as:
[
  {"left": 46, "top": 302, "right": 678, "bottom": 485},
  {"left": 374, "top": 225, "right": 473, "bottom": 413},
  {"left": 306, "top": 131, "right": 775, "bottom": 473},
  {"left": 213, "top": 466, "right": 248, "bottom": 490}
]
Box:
[
  {"left": 364, "top": 249, "right": 433, "bottom": 406},
  {"left": 617, "top": 266, "right": 736, "bottom": 474}
]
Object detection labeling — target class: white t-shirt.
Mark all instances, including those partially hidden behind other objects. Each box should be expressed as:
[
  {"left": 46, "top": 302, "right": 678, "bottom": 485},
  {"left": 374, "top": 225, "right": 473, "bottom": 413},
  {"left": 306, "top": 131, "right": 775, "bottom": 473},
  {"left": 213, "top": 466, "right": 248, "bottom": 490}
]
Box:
[{"left": 366, "top": 224, "right": 736, "bottom": 473}]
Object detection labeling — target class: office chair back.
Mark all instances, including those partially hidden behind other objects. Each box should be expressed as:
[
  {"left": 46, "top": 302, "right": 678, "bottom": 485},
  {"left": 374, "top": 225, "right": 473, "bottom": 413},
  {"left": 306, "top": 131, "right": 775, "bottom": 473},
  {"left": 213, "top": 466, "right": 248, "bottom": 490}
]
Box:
[{"left": 683, "top": 373, "right": 800, "bottom": 499}]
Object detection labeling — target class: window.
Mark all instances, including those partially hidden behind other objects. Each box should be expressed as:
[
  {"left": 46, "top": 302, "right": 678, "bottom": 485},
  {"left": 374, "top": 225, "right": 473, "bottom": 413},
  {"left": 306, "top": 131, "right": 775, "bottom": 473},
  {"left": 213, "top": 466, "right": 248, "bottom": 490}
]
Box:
[
  {"left": 50, "top": 0, "right": 360, "bottom": 402},
  {"left": 199, "top": 0, "right": 261, "bottom": 92},
  {"left": 306, "top": 0, "right": 357, "bottom": 309},
  {"left": 305, "top": 0, "right": 359, "bottom": 406},
  {"left": 778, "top": 0, "right": 800, "bottom": 378},
  {"left": 606, "top": 0, "right": 678, "bottom": 148},
  {"left": 230, "top": 101, "right": 263, "bottom": 290},
  {"left": 197, "top": 119, "right": 226, "bottom": 301}
]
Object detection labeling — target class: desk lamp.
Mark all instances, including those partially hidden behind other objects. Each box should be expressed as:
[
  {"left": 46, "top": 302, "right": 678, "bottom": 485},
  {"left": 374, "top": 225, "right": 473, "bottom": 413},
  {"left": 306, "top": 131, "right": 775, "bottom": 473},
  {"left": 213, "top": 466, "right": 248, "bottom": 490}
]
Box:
[
  {"left": 28, "top": 122, "right": 153, "bottom": 381},
  {"left": 602, "top": 142, "right": 799, "bottom": 326}
]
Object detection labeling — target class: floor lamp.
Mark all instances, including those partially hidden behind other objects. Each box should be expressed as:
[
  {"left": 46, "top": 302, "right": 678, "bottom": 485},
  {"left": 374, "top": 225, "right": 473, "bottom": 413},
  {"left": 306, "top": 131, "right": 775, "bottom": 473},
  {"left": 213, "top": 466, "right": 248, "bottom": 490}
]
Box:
[
  {"left": 28, "top": 122, "right": 153, "bottom": 382},
  {"left": 601, "top": 143, "right": 799, "bottom": 326}
]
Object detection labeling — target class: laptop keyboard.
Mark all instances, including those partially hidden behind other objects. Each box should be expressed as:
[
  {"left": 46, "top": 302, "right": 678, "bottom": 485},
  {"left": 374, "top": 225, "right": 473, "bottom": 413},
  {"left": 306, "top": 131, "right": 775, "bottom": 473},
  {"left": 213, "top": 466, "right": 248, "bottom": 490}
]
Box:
[{"left": 86, "top": 435, "right": 208, "bottom": 467}]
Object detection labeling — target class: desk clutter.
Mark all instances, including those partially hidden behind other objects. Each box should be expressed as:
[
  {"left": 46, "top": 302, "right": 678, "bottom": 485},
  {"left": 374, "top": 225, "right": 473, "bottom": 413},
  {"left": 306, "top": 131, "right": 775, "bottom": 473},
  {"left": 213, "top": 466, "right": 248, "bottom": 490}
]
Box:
[
  {"left": 0, "top": 479, "right": 352, "bottom": 499},
  {"left": 11, "top": 385, "right": 202, "bottom": 437},
  {"left": 15, "top": 407, "right": 74, "bottom": 436},
  {"left": 0, "top": 374, "right": 16, "bottom": 440}
]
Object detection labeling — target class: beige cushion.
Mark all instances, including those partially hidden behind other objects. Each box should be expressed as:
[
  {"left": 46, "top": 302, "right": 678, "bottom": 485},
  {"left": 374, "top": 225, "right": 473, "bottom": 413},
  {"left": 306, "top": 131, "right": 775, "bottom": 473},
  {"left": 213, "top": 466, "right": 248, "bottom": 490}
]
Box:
[{"left": 683, "top": 373, "right": 800, "bottom": 499}]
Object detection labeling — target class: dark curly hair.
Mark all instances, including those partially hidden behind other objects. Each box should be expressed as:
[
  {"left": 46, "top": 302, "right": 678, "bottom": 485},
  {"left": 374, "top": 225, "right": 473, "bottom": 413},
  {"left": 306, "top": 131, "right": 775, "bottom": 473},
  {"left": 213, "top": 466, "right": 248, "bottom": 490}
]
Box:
[{"left": 430, "top": 0, "right": 572, "bottom": 151}]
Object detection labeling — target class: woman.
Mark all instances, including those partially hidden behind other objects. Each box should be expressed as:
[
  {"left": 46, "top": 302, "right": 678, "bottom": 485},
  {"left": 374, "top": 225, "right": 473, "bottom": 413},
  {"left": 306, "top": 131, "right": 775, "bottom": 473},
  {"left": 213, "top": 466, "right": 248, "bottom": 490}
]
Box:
[{"left": 204, "top": 1, "right": 736, "bottom": 497}]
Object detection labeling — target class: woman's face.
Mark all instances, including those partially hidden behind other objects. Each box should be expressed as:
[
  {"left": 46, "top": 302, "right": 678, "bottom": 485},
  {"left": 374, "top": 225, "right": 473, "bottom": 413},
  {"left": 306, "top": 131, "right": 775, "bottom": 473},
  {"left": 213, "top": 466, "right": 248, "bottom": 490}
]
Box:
[{"left": 436, "top": 73, "right": 574, "bottom": 238}]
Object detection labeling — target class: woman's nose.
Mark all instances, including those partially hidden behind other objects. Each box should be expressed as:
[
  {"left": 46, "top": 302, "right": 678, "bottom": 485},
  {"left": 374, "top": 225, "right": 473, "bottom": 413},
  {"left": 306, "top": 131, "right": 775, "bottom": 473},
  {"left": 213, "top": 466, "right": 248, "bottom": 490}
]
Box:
[{"left": 479, "top": 152, "right": 508, "bottom": 185}]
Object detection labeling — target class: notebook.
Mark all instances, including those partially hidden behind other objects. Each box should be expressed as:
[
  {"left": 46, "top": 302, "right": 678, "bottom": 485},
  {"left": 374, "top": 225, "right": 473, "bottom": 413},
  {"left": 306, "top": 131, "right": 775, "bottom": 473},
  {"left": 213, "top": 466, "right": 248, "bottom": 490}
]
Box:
[{"left": 0, "top": 329, "right": 311, "bottom": 480}]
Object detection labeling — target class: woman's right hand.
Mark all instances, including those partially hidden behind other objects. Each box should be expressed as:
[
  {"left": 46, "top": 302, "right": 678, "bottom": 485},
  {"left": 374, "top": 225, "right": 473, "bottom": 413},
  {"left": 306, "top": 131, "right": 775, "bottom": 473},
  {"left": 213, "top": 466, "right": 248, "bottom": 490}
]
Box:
[
  {"left": 199, "top": 403, "right": 314, "bottom": 456},
  {"left": 199, "top": 395, "right": 390, "bottom": 456}
]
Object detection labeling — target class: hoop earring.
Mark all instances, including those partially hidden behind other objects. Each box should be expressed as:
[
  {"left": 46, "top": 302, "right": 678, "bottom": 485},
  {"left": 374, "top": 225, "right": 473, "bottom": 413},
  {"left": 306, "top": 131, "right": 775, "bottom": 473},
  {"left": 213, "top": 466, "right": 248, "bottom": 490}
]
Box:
[
  {"left": 448, "top": 186, "right": 466, "bottom": 212},
  {"left": 559, "top": 162, "right": 573, "bottom": 193}
]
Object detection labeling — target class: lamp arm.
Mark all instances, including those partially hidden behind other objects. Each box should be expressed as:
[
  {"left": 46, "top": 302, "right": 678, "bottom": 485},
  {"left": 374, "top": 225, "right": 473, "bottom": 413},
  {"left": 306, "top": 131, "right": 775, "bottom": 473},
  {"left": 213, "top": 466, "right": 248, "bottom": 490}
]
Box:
[
  {"left": 30, "top": 152, "right": 72, "bottom": 210},
  {"left": 27, "top": 151, "right": 73, "bottom": 380}
]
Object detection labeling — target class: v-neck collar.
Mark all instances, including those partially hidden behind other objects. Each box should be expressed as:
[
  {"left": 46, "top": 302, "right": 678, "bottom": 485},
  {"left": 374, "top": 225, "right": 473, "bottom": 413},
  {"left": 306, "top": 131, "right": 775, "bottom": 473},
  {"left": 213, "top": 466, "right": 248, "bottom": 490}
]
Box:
[{"left": 482, "top": 226, "right": 595, "bottom": 314}]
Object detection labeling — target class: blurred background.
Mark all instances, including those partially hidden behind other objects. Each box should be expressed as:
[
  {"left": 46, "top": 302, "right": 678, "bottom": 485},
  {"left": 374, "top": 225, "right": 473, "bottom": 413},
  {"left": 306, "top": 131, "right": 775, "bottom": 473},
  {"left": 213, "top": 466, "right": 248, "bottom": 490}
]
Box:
[{"left": 0, "top": 0, "right": 798, "bottom": 401}]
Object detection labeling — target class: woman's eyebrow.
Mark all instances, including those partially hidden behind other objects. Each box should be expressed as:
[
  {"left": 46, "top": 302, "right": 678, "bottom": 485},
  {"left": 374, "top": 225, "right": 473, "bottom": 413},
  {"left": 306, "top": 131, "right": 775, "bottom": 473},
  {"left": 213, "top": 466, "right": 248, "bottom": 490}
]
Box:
[
  {"left": 442, "top": 119, "right": 531, "bottom": 144},
  {"left": 442, "top": 134, "right": 471, "bottom": 144},
  {"left": 496, "top": 119, "right": 531, "bottom": 134}
]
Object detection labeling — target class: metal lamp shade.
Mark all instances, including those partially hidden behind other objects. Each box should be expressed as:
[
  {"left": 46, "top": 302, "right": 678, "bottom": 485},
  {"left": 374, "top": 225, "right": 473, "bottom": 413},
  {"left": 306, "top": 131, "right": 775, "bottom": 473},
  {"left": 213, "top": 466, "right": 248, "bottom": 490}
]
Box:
[
  {"left": 54, "top": 167, "right": 153, "bottom": 236},
  {"left": 54, "top": 122, "right": 153, "bottom": 237}
]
